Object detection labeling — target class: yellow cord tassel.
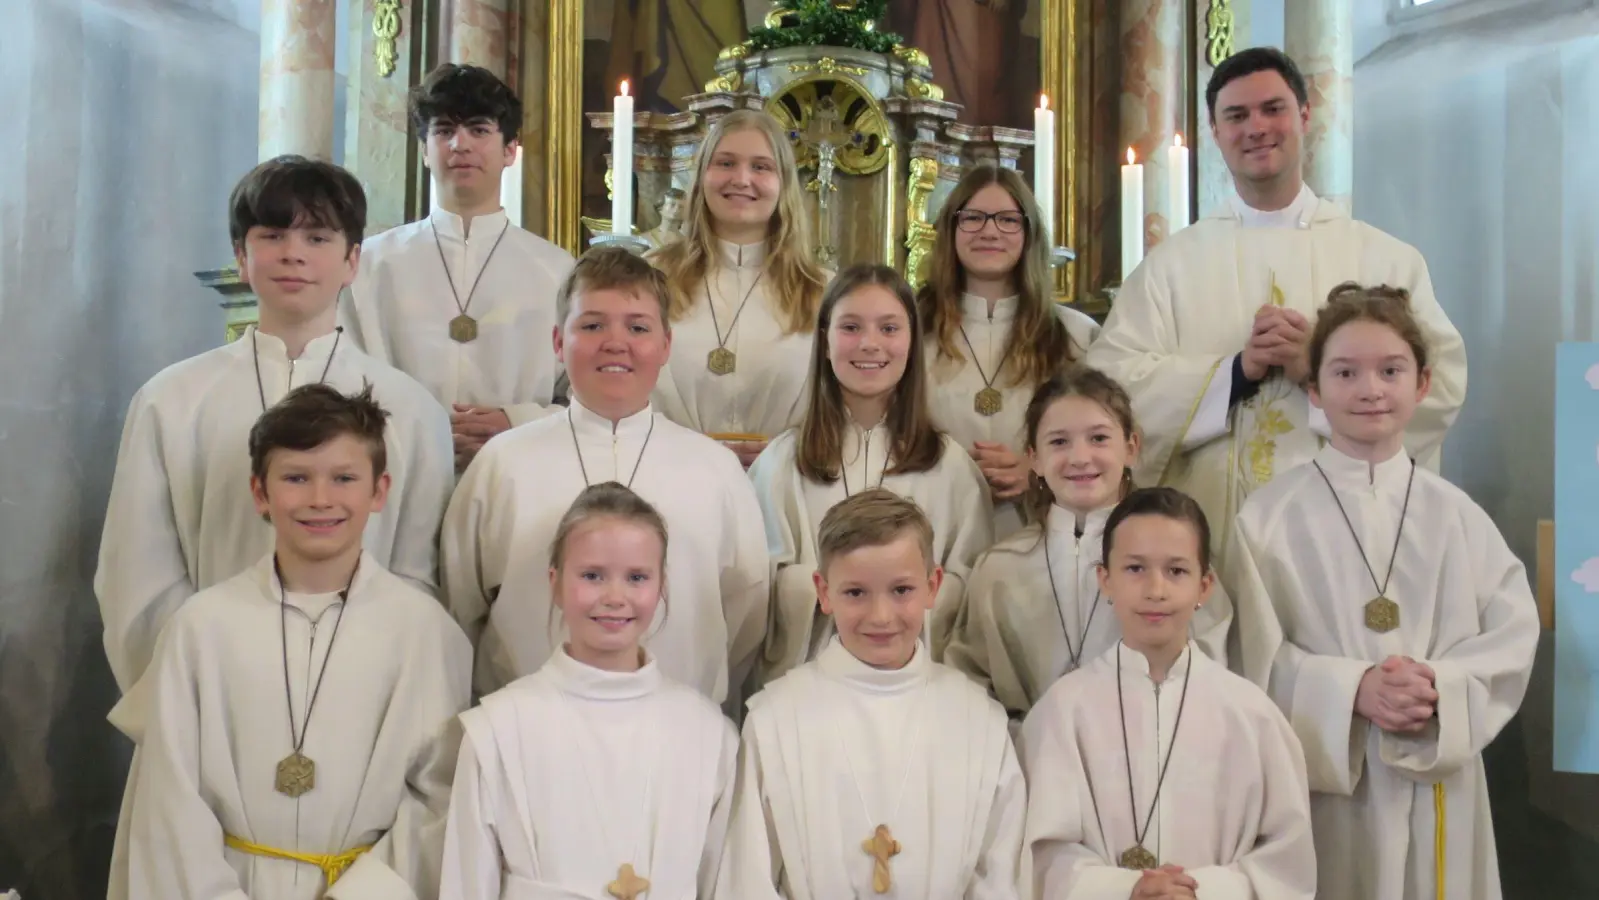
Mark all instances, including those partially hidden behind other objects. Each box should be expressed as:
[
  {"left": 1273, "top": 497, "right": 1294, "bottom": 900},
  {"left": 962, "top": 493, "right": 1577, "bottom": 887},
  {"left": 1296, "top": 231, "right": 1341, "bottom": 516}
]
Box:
[
  {"left": 1433, "top": 782, "right": 1447, "bottom": 900},
  {"left": 224, "top": 834, "right": 373, "bottom": 886}
]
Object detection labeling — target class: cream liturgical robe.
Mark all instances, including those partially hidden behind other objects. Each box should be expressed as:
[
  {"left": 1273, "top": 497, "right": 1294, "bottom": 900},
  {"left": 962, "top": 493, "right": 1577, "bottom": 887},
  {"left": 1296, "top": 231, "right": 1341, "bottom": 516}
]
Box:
[
  {"left": 440, "top": 399, "right": 770, "bottom": 701},
  {"left": 1021, "top": 643, "right": 1316, "bottom": 900},
  {"left": 1225, "top": 445, "right": 1539, "bottom": 900},
  {"left": 1085, "top": 186, "right": 1467, "bottom": 566},
  {"left": 343, "top": 209, "right": 576, "bottom": 426},
  {"left": 927, "top": 294, "right": 1101, "bottom": 539},
  {"left": 747, "top": 426, "right": 993, "bottom": 683},
  {"left": 716, "top": 638, "right": 1027, "bottom": 900},
  {"left": 947, "top": 505, "right": 1232, "bottom": 722},
  {"left": 652, "top": 239, "right": 817, "bottom": 438},
  {"left": 122, "top": 553, "right": 472, "bottom": 900},
  {"left": 440, "top": 649, "right": 739, "bottom": 900},
  {"left": 95, "top": 327, "right": 455, "bottom": 693}
]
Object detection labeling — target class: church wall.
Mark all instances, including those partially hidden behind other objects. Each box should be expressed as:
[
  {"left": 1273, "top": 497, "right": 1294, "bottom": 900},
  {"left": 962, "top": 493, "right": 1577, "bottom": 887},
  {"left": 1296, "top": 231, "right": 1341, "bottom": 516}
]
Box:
[{"left": 0, "top": 0, "right": 258, "bottom": 894}]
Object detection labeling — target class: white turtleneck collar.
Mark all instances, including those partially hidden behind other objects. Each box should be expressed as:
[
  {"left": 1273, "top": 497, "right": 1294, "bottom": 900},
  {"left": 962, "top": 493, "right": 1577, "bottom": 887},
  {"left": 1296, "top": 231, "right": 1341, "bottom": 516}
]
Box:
[
  {"left": 1048, "top": 502, "right": 1113, "bottom": 546},
  {"left": 714, "top": 237, "right": 768, "bottom": 269},
  {"left": 238, "top": 325, "right": 346, "bottom": 367},
  {"left": 1313, "top": 441, "right": 1414, "bottom": 491},
  {"left": 817, "top": 636, "right": 931, "bottom": 695},
  {"left": 429, "top": 206, "right": 510, "bottom": 242},
  {"left": 567, "top": 395, "right": 656, "bottom": 439},
  {"left": 1229, "top": 182, "right": 1318, "bottom": 230},
  {"left": 252, "top": 550, "right": 375, "bottom": 617},
  {"left": 1103, "top": 640, "right": 1196, "bottom": 686},
  {"left": 959, "top": 292, "right": 1019, "bottom": 324},
  {"left": 547, "top": 645, "right": 662, "bottom": 701}
]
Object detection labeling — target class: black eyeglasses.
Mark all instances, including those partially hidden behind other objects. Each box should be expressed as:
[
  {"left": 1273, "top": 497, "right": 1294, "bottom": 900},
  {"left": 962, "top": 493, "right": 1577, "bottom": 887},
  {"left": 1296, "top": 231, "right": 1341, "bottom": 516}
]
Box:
[{"left": 954, "top": 209, "right": 1028, "bottom": 234}]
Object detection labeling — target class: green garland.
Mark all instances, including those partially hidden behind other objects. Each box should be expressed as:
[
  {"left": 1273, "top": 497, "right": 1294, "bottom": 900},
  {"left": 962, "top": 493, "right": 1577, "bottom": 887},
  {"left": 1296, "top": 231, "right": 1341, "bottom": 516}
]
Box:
[{"left": 746, "top": 0, "right": 902, "bottom": 55}]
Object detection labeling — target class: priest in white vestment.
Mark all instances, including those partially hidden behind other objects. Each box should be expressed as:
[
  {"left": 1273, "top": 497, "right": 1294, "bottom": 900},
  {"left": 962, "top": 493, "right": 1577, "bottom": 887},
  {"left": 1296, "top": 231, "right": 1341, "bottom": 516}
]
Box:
[
  {"left": 440, "top": 247, "right": 770, "bottom": 702},
  {"left": 341, "top": 64, "right": 576, "bottom": 461},
  {"left": 717, "top": 490, "right": 1026, "bottom": 900},
  {"left": 1085, "top": 48, "right": 1466, "bottom": 571}
]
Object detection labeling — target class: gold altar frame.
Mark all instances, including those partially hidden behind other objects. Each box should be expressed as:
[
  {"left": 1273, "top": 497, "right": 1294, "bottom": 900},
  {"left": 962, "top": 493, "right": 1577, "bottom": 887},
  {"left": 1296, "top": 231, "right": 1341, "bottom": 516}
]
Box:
[{"left": 526, "top": 0, "right": 1088, "bottom": 295}]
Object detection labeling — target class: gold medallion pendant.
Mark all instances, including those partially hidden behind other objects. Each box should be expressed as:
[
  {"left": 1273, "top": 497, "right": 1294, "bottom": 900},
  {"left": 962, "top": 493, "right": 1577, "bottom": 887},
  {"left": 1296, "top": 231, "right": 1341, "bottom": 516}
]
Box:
[
  {"left": 974, "top": 387, "right": 1003, "bottom": 417},
  {"left": 707, "top": 347, "right": 737, "bottom": 375},
  {"left": 275, "top": 751, "right": 316, "bottom": 798},
  {"left": 1119, "top": 844, "right": 1158, "bottom": 871},
  {"left": 449, "top": 314, "right": 479, "bottom": 343},
  {"left": 1365, "top": 596, "right": 1400, "bottom": 633}
]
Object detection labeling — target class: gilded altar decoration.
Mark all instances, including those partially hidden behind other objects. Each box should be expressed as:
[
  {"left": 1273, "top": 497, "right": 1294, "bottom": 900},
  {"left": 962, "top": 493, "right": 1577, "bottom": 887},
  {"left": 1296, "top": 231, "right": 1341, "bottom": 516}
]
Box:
[
  {"left": 904, "top": 156, "right": 938, "bottom": 288},
  {"left": 1205, "top": 1, "right": 1236, "bottom": 67},
  {"left": 373, "top": 0, "right": 402, "bottom": 77},
  {"left": 789, "top": 57, "right": 871, "bottom": 77}
]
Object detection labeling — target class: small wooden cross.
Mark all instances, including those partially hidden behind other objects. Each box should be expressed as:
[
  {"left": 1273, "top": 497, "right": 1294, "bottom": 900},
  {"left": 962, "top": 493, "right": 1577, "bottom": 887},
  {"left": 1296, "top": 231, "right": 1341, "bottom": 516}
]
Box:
[
  {"left": 861, "top": 823, "right": 901, "bottom": 894},
  {"left": 607, "top": 863, "right": 650, "bottom": 900}
]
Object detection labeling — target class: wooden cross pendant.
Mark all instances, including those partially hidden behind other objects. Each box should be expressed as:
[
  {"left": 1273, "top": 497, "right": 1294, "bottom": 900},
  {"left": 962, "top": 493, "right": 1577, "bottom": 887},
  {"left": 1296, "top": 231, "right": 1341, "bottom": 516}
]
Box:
[
  {"left": 607, "top": 863, "right": 650, "bottom": 900},
  {"left": 861, "top": 823, "right": 901, "bottom": 894}
]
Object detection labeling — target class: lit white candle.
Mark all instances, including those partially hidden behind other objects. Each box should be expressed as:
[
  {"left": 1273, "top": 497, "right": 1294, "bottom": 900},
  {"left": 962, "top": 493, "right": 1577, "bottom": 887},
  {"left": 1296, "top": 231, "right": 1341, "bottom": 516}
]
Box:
[
  {"left": 611, "top": 81, "right": 635, "bottom": 235},
  {"left": 1121, "top": 147, "right": 1144, "bottom": 280},
  {"left": 1033, "top": 94, "right": 1055, "bottom": 246},
  {"left": 500, "top": 144, "right": 523, "bottom": 228},
  {"left": 1167, "top": 133, "right": 1190, "bottom": 233}
]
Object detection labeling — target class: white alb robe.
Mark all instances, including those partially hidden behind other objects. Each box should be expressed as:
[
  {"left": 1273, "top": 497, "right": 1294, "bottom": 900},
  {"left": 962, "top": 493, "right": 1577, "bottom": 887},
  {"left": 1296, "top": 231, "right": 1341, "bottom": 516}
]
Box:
[
  {"left": 651, "top": 239, "right": 818, "bottom": 438},
  {"left": 121, "top": 553, "right": 472, "bottom": 900},
  {"left": 947, "top": 505, "right": 1233, "bottom": 721},
  {"left": 440, "top": 398, "right": 770, "bottom": 701},
  {"left": 716, "top": 638, "right": 1026, "bottom": 900},
  {"left": 747, "top": 425, "right": 993, "bottom": 684},
  {"left": 439, "top": 649, "right": 739, "bottom": 900},
  {"left": 1021, "top": 643, "right": 1316, "bottom": 900},
  {"left": 1085, "top": 186, "right": 1467, "bottom": 570},
  {"left": 927, "top": 294, "right": 1101, "bottom": 539},
  {"left": 95, "top": 327, "right": 455, "bottom": 693},
  {"left": 343, "top": 209, "right": 576, "bottom": 426},
  {"left": 1225, "top": 444, "right": 1539, "bottom": 900}
]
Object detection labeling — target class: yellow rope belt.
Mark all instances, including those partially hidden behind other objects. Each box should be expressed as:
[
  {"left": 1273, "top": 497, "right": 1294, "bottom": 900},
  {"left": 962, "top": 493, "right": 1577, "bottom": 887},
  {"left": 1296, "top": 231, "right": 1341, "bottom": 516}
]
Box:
[
  {"left": 224, "top": 834, "right": 373, "bottom": 886},
  {"left": 1433, "top": 782, "right": 1447, "bottom": 900}
]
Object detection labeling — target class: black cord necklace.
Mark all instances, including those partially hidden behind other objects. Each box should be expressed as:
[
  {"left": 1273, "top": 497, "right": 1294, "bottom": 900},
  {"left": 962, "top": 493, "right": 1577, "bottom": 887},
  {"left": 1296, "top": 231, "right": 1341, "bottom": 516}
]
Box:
[
  {"left": 568, "top": 408, "right": 656, "bottom": 488},
  {"left": 271, "top": 556, "right": 358, "bottom": 798},
  {"left": 1115, "top": 643, "right": 1193, "bottom": 870},
  {"left": 1311, "top": 457, "right": 1417, "bottom": 634},
  {"left": 1043, "top": 526, "right": 1101, "bottom": 675},
  {"left": 251, "top": 327, "right": 342, "bottom": 413}
]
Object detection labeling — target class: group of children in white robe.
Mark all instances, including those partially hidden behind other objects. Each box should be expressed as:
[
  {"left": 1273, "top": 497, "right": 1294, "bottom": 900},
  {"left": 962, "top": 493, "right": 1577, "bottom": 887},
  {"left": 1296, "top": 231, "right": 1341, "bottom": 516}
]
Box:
[{"left": 94, "top": 59, "right": 1539, "bottom": 900}]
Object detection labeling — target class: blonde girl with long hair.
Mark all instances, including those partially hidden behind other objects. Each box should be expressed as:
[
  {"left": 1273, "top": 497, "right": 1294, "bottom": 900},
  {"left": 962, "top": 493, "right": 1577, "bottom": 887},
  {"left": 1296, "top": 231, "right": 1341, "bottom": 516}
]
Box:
[
  {"left": 919, "top": 164, "right": 1100, "bottom": 538},
  {"left": 648, "top": 110, "right": 830, "bottom": 467}
]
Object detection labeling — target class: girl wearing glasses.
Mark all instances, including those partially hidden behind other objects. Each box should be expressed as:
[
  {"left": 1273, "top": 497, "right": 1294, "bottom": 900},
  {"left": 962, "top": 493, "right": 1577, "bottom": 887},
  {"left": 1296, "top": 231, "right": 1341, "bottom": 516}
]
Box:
[{"left": 918, "top": 164, "right": 1101, "bottom": 539}]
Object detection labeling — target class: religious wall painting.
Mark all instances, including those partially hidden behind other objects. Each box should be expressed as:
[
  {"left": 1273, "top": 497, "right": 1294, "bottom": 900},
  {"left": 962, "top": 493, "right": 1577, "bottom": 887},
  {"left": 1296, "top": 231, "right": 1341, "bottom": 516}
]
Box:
[{"left": 883, "top": 0, "right": 1041, "bottom": 129}]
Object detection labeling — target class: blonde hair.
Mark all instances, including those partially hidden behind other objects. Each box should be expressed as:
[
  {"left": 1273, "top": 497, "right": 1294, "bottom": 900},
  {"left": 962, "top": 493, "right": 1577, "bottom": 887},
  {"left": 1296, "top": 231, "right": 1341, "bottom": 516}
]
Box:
[
  {"left": 647, "top": 110, "right": 827, "bottom": 333},
  {"left": 555, "top": 245, "right": 672, "bottom": 327},
  {"left": 796, "top": 265, "right": 945, "bottom": 483},
  {"left": 917, "top": 164, "right": 1079, "bottom": 387},
  {"left": 817, "top": 488, "right": 936, "bottom": 576},
  {"left": 548, "top": 482, "right": 669, "bottom": 575}
]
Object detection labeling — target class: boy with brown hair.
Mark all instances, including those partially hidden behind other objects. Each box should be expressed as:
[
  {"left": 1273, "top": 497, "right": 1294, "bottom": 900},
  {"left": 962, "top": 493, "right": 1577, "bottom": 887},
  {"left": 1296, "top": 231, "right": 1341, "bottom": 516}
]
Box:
[
  {"left": 716, "top": 489, "right": 1026, "bottom": 899},
  {"left": 120, "top": 383, "right": 471, "bottom": 900}
]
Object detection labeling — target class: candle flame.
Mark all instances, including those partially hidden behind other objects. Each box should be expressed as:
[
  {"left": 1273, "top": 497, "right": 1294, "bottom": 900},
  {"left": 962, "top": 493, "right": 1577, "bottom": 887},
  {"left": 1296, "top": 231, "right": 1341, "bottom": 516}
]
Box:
[
  {"left": 1127, "top": 147, "right": 1137, "bottom": 165},
  {"left": 1174, "top": 133, "right": 1184, "bottom": 148},
  {"left": 620, "top": 80, "right": 630, "bottom": 97},
  {"left": 1039, "top": 94, "right": 1050, "bottom": 110}
]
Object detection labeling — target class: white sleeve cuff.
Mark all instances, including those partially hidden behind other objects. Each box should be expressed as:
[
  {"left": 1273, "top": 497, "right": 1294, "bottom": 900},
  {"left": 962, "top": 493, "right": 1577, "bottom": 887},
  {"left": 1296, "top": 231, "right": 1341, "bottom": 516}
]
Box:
[{"left": 1181, "top": 354, "right": 1239, "bottom": 451}]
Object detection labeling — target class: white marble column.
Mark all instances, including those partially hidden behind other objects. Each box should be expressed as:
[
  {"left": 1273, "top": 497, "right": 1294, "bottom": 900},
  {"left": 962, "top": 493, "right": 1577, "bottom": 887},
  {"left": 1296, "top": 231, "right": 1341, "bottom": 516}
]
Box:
[
  {"left": 1120, "top": 0, "right": 1185, "bottom": 249},
  {"left": 258, "top": 0, "right": 337, "bottom": 160},
  {"left": 1284, "top": 0, "right": 1353, "bottom": 208}
]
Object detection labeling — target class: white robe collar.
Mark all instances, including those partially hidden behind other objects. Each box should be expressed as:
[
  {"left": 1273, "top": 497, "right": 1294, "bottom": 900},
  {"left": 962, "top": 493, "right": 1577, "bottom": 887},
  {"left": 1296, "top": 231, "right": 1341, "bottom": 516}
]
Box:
[
  {"left": 548, "top": 645, "right": 662, "bottom": 701},
  {"left": 428, "top": 207, "right": 509, "bottom": 242},
  {"left": 249, "top": 550, "right": 379, "bottom": 612},
  {"left": 235, "top": 325, "right": 345, "bottom": 368},
  {"left": 959, "top": 292, "right": 1019, "bottom": 324},
  {"left": 817, "top": 636, "right": 931, "bottom": 696},
  {"left": 566, "top": 396, "right": 656, "bottom": 439},
  {"left": 1314, "top": 442, "right": 1414, "bottom": 492},
  {"left": 1047, "top": 502, "right": 1113, "bottom": 550},
  {"left": 714, "top": 237, "right": 768, "bottom": 269},
  {"left": 1226, "top": 182, "right": 1320, "bottom": 230},
  {"left": 1104, "top": 640, "right": 1196, "bottom": 687}
]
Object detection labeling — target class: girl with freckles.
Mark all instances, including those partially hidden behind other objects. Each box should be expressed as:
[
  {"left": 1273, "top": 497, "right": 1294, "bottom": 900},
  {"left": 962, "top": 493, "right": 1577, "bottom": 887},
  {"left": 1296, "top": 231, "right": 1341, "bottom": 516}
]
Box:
[
  {"left": 440, "top": 483, "right": 739, "bottom": 900},
  {"left": 1225, "top": 284, "right": 1538, "bottom": 900},
  {"left": 649, "top": 110, "right": 831, "bottom": 467},
  {"left": 947, "top": 368, "right": 1233, "bottom": 727},
  {"left": 748, "top": 264, "right": 993, "bottom": 688},
  {"left": 1022, "top": 488, "right": 1315, "bottom": 900}
]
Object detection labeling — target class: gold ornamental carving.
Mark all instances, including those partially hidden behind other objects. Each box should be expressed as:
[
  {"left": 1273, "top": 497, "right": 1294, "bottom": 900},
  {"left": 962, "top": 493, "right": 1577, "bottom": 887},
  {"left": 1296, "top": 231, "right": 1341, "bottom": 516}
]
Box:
[
  {"left": 705, "top": 70, "right": 745, "bottom": 93},
  {"left": 1206, "top": 1, "right": 1236, "bottom": 67},
  {"left": 788, "top": 57, "right": 870, "bottom": 77},
  {"left": 892, "top": 45, "right": 930, "bottom": 70},
  {"left": 904, "top": 156, "right": 938, "bottom": 289},
  {"left": 766, "top": 79, "right": 893, "bottom": 177},
  {"left": 373, "top": 0, "right": 402, "bottom": 77}
]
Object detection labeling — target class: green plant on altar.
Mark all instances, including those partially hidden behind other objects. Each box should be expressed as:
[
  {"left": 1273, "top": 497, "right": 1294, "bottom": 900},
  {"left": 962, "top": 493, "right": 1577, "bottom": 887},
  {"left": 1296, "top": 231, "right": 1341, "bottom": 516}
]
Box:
[{"left": 747, "top": 0, "right": 902, "bottom": 55}]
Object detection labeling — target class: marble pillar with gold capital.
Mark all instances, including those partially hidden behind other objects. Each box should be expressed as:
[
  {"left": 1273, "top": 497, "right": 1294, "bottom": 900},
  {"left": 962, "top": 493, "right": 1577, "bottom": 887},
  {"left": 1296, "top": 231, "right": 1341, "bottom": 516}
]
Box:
[
  {"left": 1285, "top": 0, "right": 1352, "bottom": 209},
  {"left": 258, "top": 0, "right": 337, "bottom": 160},
  {"left": 1120, "top": 0, "right": 1185, "bottom": 250}
]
